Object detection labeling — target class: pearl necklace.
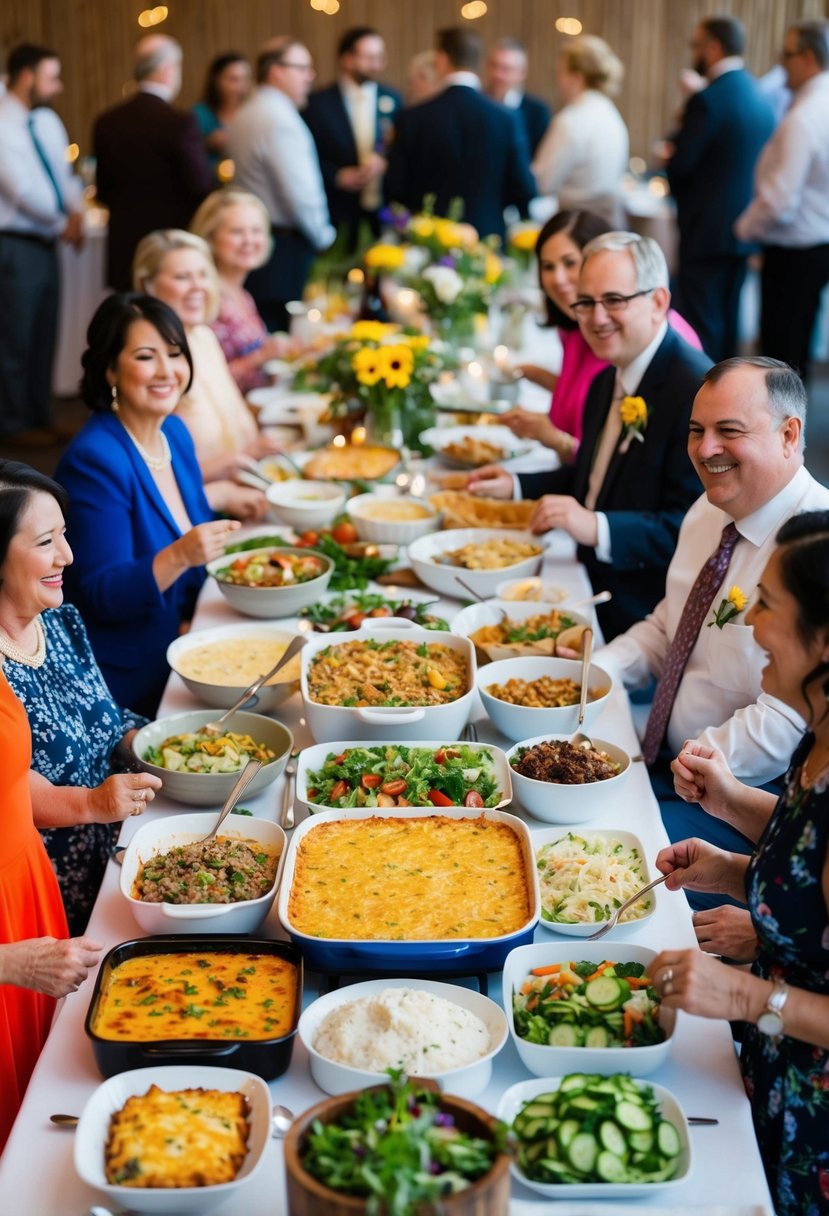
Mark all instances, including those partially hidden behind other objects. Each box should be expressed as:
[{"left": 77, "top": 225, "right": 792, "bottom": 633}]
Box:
[
  {"left": 0, "top": 617, "right": 46, "bottom": 668},
  {"left": 119, "top": 420, "right": 172, "bottom": 472}
]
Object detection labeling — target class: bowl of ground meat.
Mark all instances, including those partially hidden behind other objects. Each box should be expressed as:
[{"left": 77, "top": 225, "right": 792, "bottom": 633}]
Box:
[
  {"left": 506, "top": 734, "right": 632, "bottom": 822},
  {"left": 475, "top": 657, "right": 612, "bottom": 742},
  {"left": 119, "top": 812, "right": 287, "bottom": 934}
]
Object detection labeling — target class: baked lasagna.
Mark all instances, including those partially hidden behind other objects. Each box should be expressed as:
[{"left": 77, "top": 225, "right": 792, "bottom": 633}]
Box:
[{"left": 105, "top": 1084, "right": 249, "bottom": 1187}]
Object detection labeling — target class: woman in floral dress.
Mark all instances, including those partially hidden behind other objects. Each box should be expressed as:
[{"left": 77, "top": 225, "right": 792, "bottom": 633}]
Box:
[{"left": 650, "top": 509, "right": 829, "bottom": 1215}]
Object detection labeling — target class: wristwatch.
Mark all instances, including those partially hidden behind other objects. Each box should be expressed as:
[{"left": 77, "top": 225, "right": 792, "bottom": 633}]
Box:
[{"left": 756, "top": 979, "right": 789, "bottom": 1036}]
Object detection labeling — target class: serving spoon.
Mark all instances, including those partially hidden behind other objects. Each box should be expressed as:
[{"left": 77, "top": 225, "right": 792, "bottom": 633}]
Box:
[
  {"left": 54, "top": 1103, "right": 295, "bottom": 1138},
  {"left": 570, "top": 626, "right": 594, "bottom": 748},
  {"left": 203, "top": 634, "right": 306, "bottom": 734},
  {"left": 586, "top": 872, "right": 671, "bottom": 940}
]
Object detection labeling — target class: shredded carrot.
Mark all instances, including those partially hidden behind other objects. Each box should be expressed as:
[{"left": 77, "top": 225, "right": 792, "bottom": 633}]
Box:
[
  {"left": 531, "top": 964, "right": 562, "bottom": 976},
  {"left": 623, "top": 1010, "right": 633, "bottom": 1039},
  {"left": 585, "top": 962, "right": 614, "bottom": 982},
  {"left": 521, "top": 979, "right": 535, "bottom": 994},
  {"left": 526, "top": 995, "right": 538, "bottom": 1011},
  {"left": 626, "top": 976, "right": 652, "bottom": 989}
]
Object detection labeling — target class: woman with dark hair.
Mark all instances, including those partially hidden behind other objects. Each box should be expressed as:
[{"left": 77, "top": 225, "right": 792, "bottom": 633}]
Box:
[
  {"left": 652, "top": 510, "right": 829, "bottom": 1215},
  {"left": 0, "top": 460, "right": 161, "bottom": 933},
  {"left": 55, "top": 293, "right": 239, "bottom": 716},
  {"left": 502, "top": 210, "right": 702, "bottom": 461},
  {"left": 193, "top": 52, "right": 252, "bottom": 177}
]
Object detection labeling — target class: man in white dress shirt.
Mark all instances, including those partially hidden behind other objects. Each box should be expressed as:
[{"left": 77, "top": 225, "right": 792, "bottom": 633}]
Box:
[
  {"left": 0, "top": 43, "right": 83, "bottom": 444},
  {"left": 735, "top": 19, "right": 829, "bottom": 381},
  {"left": 228, "top": 39, "right": 336, "bottom": 331}
]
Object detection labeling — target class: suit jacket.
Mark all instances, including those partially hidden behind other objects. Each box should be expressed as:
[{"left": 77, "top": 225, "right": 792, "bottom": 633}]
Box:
[
  {"left": 385, "top": 86, "right": 535, "bottom": 241},
  {"left": 304, "top": 82, "right": 403, "bottom": 227},
  {"left": 667, "top": 69, "right": 775, "bottom": 259},
  {"left": 94, "top": 91, "right": 213, "bottom": 289},
  {"left": 520, "top": 328, "right": 712, "bottom": 639},
  {"left": 518, "top": 92, "right": 552, "bottom": 158},
  {"left": 55, "top": 413, "right": 213, "bottom": 715}
]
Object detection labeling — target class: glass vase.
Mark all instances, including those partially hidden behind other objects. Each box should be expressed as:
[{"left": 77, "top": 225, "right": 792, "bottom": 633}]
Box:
[{"left": 367, "top": 398, "right": 403, "bottom": 449}]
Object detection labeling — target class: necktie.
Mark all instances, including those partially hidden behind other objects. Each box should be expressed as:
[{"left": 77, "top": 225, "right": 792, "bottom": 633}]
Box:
[
  {"left": 585, "top": 372, "right": 625, "bottom": 511},
  {"left": 642, "top": 521, "right": 741, "bottom": 765},
  {"left": 28, "top": 114, "right": 66, "bottom": 214}
]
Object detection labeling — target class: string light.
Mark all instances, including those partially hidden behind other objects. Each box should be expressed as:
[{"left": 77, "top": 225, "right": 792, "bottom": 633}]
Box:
[
  {"left": 347, "top": 267, "right": 365, "bottom": 285},
  {"left": 461, "top": 1, "right": 488, "bottom": 18},
  {"left": 310, "top": 0, "right": 339, "bottom": 11},
  {"left": 138, "top": 6, "right": 169, "bottom": 27},
  {"left": 65, "top": 143, "right": 79, "bottom": 163},
  {"left": 217, "top": 159, "right": 235, "bottom": 182},
  {"left": 555, "top": 17, "right": 583, "bottom": 35}
]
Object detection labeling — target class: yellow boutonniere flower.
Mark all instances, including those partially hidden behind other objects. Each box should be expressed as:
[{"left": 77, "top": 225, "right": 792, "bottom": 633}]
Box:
[
  {"left": 709, "top": 585, "right": 747, "bottom": 629},
  {"left": 620, "top": 395, "right": 648, "bottom": 430},
  {"left": 377, "top": 344, "right": 414, "bottom": 390},
  {"left": 364, "top": 243, "right": 405, "bottom": 271}
]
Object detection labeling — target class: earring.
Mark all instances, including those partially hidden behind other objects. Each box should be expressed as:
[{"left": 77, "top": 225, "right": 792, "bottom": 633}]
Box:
[{"left": 111, "top": 384, "right": 120, "bottom": 413}]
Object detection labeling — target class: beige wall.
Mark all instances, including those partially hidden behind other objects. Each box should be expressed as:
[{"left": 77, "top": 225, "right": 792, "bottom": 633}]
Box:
[{"left": 2, "top": 0, "right": 827, "bottom": 163}]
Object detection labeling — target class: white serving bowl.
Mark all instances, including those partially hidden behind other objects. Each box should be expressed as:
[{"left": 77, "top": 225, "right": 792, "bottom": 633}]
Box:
[
  {"left": 408, "top": 528, "right": 545, "bottom": 600},
  {"left": 74, "top": 1064, "right": 271, "bottom": 1214},
  {"left": 207, "top": 546, "right": 334, "bottom": 618},
  {"left": 494, "top": 576, "right": 569, "bottom": 603},
  {"left": 420, "top": 424, "right": 534, "bottom": 467},
  {"left": 346, "top": 491, "right": 441, "bottom": 545},
  {"left": 300, "top": 618, "right": 476, "bottom": 743},
  {"left": 166, "top": 622, "right": 302, "bottom": 712},
  {"left": 132, "top": 709, "right": 292, "bottom": 806},
  {"left": 451, "top": 600, "right": 591, "bottom": 660},
  {"left": 476, "top": 656, "right": 612, "bottom": 743},
  {"left": 295, "top": 738, "right": 513, "bottom": 813},
  {"left": 533, "top": 826, "right": 657, "bottom": 938},
  {"left": 265, "top": 479, "right": 346, "bottom": 531},
  {"left": 502, "top": 942, "right": 674, "bottom": 1078},
  {"left": 297, "top": 977, "right": 508, "bottom": 1098},
  {"left": 506, "top": 733, "right": 631, "bottom": 823},
  {"left": 497, "top": 1075, "right": 692, "bottom": 1199},
  {"left": 119, "top": 812, "right": 287, "bottom": 935}
]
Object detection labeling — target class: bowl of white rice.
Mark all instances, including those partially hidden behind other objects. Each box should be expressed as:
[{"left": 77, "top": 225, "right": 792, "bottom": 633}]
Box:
[{"left": 297, "top": 977, "right": 508, "bottom": 1098}]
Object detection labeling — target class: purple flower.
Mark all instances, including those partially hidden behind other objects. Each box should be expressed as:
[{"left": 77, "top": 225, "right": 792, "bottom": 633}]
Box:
[
  {"left": 434, "top": 1112, "right": 455, "bottom": 1127},
  {"left": 430, "top": 1161, "right": 444, "bottom": 1175},
  {"left": 438, "top": 254, "right": 456, "bottom": 269}
]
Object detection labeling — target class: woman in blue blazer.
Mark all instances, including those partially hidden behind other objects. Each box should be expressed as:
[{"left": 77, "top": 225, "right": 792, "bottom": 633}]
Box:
[{"left": 56, "top": 294, "right": 239, "bottom": 716}]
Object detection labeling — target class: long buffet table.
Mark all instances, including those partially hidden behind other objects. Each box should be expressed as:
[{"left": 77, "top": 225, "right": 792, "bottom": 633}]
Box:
[{"left": 0, "top": 533, "right": 773, "bottom": 1215}]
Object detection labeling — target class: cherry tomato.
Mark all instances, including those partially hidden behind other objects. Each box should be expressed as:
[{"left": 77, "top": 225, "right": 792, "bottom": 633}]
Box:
[
  {"left": 434, "top": 749, "right": 447, "bottom": 764},
  {"left": 361, "top": 773, "right": 382, "bottom": 789},
  {"left": 464, "top": 790, "right": 484, "bottom": 808},
  {"left": 381, "top": 779, "right": 407, "bottom": 796},
  {"left": 306, "top": 788, "right": 318, "bottom": 801},
  {"left": 298, "top": 530, "right": 319, "bottom": 548},
  {"left": 345, "top": 612, "right": 365, "bottom": 629},
  {"left": 333, "top": 753, "right": 348, "bottom": 765},
  {"left": 330, "top": 779, "right": 349, "bottom": 801},
  {"left": 331, "top": 521, "right": 358, "bottom": 545},
  {"left": 428, "top": 788, "right": 454, "bottom": 807}
]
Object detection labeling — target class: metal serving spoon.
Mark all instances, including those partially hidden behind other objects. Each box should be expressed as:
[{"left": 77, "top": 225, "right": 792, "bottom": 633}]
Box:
[
  {"left": 570, "top": 626, "right": 594, "bottom": 748},
  {"left": 203, "top": 634, "right": 306, "bottom": 734},
  {"left": 54, "top": 1103, "right": 294, "bottom": 1137},
  {"left": 586, "top": 872, "right": 671, "bottom": 940}
]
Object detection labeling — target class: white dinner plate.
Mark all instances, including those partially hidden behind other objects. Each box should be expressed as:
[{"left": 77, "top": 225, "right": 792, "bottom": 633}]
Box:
[{"left": 421, "top": 424, "right": 536, "bottom": 466}]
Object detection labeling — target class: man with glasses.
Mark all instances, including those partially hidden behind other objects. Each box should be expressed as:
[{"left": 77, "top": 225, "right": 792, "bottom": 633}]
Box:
[
  {"left": 228, "top": 39, "right": 335, "bottom": 331},
  {"left": 735, "top": 19, "right": 829, "bottom": 382},
  {"left": 469, "top": 232, "right": 711, "bottom": 639}
]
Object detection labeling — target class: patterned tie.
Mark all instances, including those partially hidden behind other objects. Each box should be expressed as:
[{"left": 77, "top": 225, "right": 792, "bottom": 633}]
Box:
[
  {"left": 642, "top": 522, "right": 740, "bottom": 765},
  {"left": 28, "top": 114, "right": 66, "bottom": 214}
]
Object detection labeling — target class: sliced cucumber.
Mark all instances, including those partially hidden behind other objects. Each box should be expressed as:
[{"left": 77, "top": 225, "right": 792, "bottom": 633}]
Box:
[
  {"left": 557, "top": 1118, "right": 581, "bottom": 1150},
  {"left": 628, "top": 1128, "right": 655, "bottom": 1153},
  {"left": 598, "top": 1119, "right": 628, "bottom": 1158},
  {"left": 549, "top": 1023, "right": 580, "bottom": 1047},
  {"left": 517, "top": 1116, "right": 547, "bottom": 1140},
  {"left": 657, "top": 1119, "right": 682, "bottom": 1157},
  {"left": 559, "top": 1072, "right": 595, "bottom": 1092},
  {"left": 596, "top": 1149, "right": 630, "bottom": 1183},
  {"left": 567, "top": 1131, "right": 599, "bottom": 1174},
  {"left": 616, "top": 1100, "right": 653, "bottom": 1132},
  {"left": 585, "top": 1025, "right": 610, "bottom": 1048}
]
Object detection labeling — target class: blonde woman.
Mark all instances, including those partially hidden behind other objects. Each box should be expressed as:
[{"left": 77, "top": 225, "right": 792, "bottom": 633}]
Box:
[
  {"left": 532, "top": 35, "right": 629, "bottom": 226},
  {"left": 191, "top": 189, "right": 291, "bottom": 394},
  {"left": 133, "top": 229, "right": 279, "bottom": 499}
]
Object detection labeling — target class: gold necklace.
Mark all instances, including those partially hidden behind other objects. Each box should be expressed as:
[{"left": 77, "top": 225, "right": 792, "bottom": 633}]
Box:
[
  {"left": 0, "top": 617, "right": 46, "bottom": 668},
  {"left": 119, "top": 419, "right": 171, "bottom": 472}
]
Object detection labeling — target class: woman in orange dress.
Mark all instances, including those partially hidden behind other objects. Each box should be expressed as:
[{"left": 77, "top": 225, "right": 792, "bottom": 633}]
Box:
[{"left": 0, "top": 671, "right": 101, "bottom": 1150}]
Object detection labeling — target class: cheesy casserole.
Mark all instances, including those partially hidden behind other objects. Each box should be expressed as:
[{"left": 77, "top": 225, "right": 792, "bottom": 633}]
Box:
[
  {"left": 105, "top": 1084, "right": 249, "bottom": 1187},
  {"left": 287, "top": 814, "right": 531, "bottom": 940}
]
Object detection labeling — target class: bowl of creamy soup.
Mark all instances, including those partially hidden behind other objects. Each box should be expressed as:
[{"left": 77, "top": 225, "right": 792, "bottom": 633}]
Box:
[
  {"left": 346, "top": 493, "right": 441, "bottom": 544},
  {"left": 167, "top": 624, "right": 303, "bottom": 711}
]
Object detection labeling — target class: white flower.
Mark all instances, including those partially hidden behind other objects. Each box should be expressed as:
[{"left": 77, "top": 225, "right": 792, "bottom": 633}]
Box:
[
  {"left": 422, "top": 265, "right": 464, "bottom": 304},
  {"left": 403, "top": 245, "right": 430, "bottom": 274}
]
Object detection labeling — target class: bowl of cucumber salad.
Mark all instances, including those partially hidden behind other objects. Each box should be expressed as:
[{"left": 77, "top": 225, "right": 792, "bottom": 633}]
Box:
[{"left": 498, "top": 1071, "right": 691, "bottom": 1197}]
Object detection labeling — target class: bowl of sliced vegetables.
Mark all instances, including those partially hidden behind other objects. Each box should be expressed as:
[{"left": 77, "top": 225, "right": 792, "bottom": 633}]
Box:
[
  {"left": 533, "top": 829, "right": 657, "bottom": 937},
  {"left": 132, "top": 710, "right": 292, "bottom": 806},
  {"left": 498, "top": 1073, "right": 691, "bottom": 1197},
  {"left": 295, "top": 740, "right": 513, "bottom": 813},
  {"left": 502, "top": 943, "right": 674, "bottom": 1077},
  {"left": 207, "top": 546, "right": 333, "bottom": 618}
]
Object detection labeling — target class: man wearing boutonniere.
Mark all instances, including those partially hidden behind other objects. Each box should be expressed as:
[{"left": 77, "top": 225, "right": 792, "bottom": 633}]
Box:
[{"left": 468, "top": 232, "right": 711, "bottom": 640}]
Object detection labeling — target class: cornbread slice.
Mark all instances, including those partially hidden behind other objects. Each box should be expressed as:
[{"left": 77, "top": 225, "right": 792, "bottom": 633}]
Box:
[{"left": 105, "top": 1084, "right": 249, "bottom": 1188}]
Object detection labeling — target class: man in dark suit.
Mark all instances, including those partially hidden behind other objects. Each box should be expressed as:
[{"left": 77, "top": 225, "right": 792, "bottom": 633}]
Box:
[
  {"left": 484, "top": 37, "right": 552, "bottom": 158},
  {"left": 385, "top": 27, "right": 535, "bottom": 242},
  {"left": 303, "top": 26, "right": 402, "bottom": 250},
  {"left": 666, "top": 16, "right": 774, "bottom": 362},
  {"left": 94, "top": 35, "right": 213, "bottom": 290},
  {"left": 468, "top": 233, "right": 711, "bottom": 640}
]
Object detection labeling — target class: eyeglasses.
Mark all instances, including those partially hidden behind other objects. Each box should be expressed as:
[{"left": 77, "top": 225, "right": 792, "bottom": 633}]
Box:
[
  {"left": 571, "top": 288, "right": 655, "bottom": 316},
  {"left": 278, "top": 61, "right": 315, "bottom": 73}
]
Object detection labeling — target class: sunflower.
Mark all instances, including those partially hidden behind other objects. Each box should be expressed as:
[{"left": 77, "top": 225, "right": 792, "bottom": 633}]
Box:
[
  {"left": 377, "top": 344, "right": 414, "bottom": 389},
  {"left": 353, "top": 346, "right": 384, "bottom": 386}
]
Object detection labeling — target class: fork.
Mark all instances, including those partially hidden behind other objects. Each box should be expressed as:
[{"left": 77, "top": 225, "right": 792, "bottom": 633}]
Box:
[
  {"left": 586, "top": 872, "right": 670, "bottom": 940},
  {"left": 461, "top": 721, "right": 479, "bottom": 743}
]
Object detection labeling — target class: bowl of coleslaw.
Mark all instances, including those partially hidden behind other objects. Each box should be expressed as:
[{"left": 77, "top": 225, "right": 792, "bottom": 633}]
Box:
[{"left": 532, "top": 828, "right": 657, "bottom": 938}]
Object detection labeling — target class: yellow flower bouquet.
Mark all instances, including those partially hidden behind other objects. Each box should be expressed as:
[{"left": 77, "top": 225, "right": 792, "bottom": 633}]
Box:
[
  {"left": 619, "top": 396, "right": 649, "bottom": 452},
  {"left": 709, "top": 585, "right": 747, "bottom": 629}
]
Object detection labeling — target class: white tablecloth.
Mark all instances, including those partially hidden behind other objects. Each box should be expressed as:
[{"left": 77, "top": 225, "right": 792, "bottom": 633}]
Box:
[{"left": 0, "top": 536, "right": 773, "bottom": 1214}]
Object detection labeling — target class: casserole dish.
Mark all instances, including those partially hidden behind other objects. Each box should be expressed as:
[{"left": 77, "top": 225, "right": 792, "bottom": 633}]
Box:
[
  {"left": 119, "top": 812, "right": 287, "bottom": 935},
  {"left": 300, "top": 618, "right": 476, "bottom": 743},
  {"left": 74, "top": 1064, "right": 272, "bottom": 1215},
  {"left": 295, "top": 738, "right": 513, "bottom": 813},
  {"left": 277, "top": 805, "right": 540, "bottom": 971},
  {"left": 84, "top": 936, "right": 302, "bottom": 1079}
]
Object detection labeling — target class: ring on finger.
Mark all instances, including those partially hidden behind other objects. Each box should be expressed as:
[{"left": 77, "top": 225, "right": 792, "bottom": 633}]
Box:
[
  {"left": 661, "top": 967, "right": 674, "bottom": 986},
  {"left": 133, "top": 790, "right": 146, "bottom": 804}
]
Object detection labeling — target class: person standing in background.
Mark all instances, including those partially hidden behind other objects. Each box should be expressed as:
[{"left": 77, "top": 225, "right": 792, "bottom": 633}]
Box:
[
  {"left": 0, "top": 43, "right": 84, "bottom": 448},
  {"left": 193, "top": 52, "right": 252, "bottom": 180},
  {"left": 228, "top": 40, "right": 336, "bottom": 332},
  {"left": 484, "top": 37, "right": 552, "bottom": 158},
  {"left": 735, "top": 19, "right": 829, "bottom": 383},
  {"left": 666, "top": 16, "right": 775, "bottom": 362},
  {"left": 304, "top": 27, "right": 402, "bottom": 251},
  {"left": 93, "top": 35, "right": 213, "bottom": 291}
]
